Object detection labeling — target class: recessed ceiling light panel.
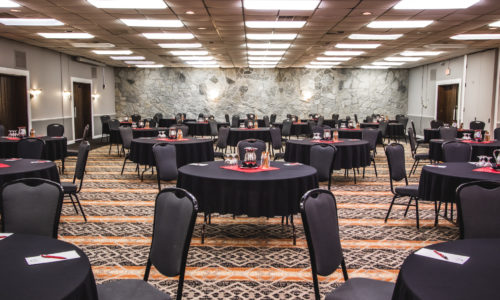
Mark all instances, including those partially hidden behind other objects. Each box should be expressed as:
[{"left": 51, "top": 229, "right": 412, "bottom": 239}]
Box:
[
  {"left": 361, "top": 65, "right": 389, "bottom": 69},
  {"left": 316, "top": 57, "right": 351, "bottom": 61},
  {"left": 247, "top": 43, "right": 290, "bottom": 49},
  {"left": 125, "top": 61, "right": 155, "bottom": 64},
  {"left": 246, "top": 33, "right": 297, "bottom": 40},
  {"left": 245, "top": 21, "right": 306, "bottom": 28},
  {"left": 367, "top": 20, "right": 433, "bottom": 28},
  {"left": 72, "top": 42, "right": 115, "bottom": 48},
  {"left": 394, "top": 0, "right": 479, "bottom": 10},
  {"left": 38, "top": 32, "right": 94, "bottom": 39},
  {"left": 348, "top": 34, "right": 403, "bottom": 40},
  {"left": 324, "top": 51, "right": 364, "bottom": 56},
  {"left": 372, "top": 62, "right": 405, "bottom": 66},
  {"left": 185, "top": 61, "right": 217, "bottom": 65},
  {"left": 248, "top": 61, "right": 277, "bottom": 65},
  {"left": 243, "top": 0, "right": 319, "bottom": 10},
  {"left": 248, "top": 50, "right": 285, "bottom": 55},
  {"left": 384, "top": 56, "right": 423, "bottom": 61},
  {"left": 178, "top": 56, "right": 213, "bottom": 61},
  {"left": 143, "top": 33, "right": 194, "bottom": 39},
  {"left": 88, "top": 0, "right": 167, "bottom": 9},
  {"left": 111, "top": 56, "right": 145, "bottom": 60},
  {"left": 400, "top": 51, "right": 443, "bottom": 56},
  {"left": 0, "top": 18, "right": 63, "bottom": 26},
  {"left": 310, "top": 61, "right": 341, "bottom": 65},
  {"left": 93, "top": 50, "right": 133, "bottom": 55},
  {"left": 159, "top": 43, "right": 202, "bottom": 48},
  {"left": 0, "top": 0, "right": 19, "bottom": 8},
  {"left": 120, "top": 19, "right": 183, "bottom": 27},
  {"left": 249, "top": 65, "right": 276, "bottom": 68},
  {"left": 335, "top": 43, "right": 380, "bottom": 49},
  {"left": 451, "top": 34, "right": 500, "bottom": 40},
  {"left": 248, "top": 56, "right": 281, "bottom": 61},
  {"left": 490, "top": 21, "right": 500, "bottom": 27},
  {"left": 170, "top": 50, "right": 208, "bottom": 56},
  {"left": 135, "top": 64, "right": 165, "bottom": 68}
]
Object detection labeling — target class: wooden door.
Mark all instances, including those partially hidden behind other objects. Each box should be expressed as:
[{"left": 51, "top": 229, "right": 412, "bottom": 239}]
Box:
[
  {"left": 73, "top": 82, "right": 92, "bottom": 140},
  {"left": 0, "top": 74, "right": 28, "bottom": 131},
  {"left": 437, "top": 84, "right": 458, "bottom": 125}
]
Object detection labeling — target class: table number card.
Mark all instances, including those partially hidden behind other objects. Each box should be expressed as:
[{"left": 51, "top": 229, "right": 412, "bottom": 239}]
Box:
[
  {"left": 26, "top": 250, "right": 80, "bottom": 265},
  {"left": 0, "top": 233, "right": 13, "bottom": 240},
  {"left": 415, "top": 248, "right": 469, "bottom": 265}
]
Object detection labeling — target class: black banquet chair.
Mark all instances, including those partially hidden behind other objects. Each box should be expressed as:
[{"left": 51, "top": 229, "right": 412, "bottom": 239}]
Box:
[
  {"left": 442, "top": 141, "right": 472, "bottom": 162},
  {"left": 282, "top": 119, "right": 292, "bottom": 140},
  {"left": 0, "top": 178, "right": 64, "bottom": 239},
  {"left": 153, "top": 143, "right": 178, "bottom": 192},
  {"left": 97, "top": 188, "right": 198, "bottom": 300},
  {"left": 231, "top": 115, "right": 240, "bottom": 128},
  {"left": 208, "top": 119, "right": 218, "bottom": 139},
  {"left": 0, "top": 124, "right": 4, "bottom": 136},
  {"left": 214, "top": 126, "right": 229, "bottom": 159},
  {"left": 100, "top": 115, "right": 111, "bottom": 142},
  {"left": 495, "top": 127, "right": 500, "bottom": 140},
  {"left": 361, "top": 128, "right": 379, "bottom": 178},
  {"left": 310, "top": 144, "right": 336, "bottom": 190},
  {"left": 300, "top": 188, "right": 395, "bottom": 300},
  {"left": 270, "top": 114, "right": 277, "bottom": 124},
  {"left": 120, "top": 127, "right": 138, "bottom": 177},
  {"left": 225, "top": 114, "right": 230, "bottom": 123},
  {"left": 269, "top": 127, "right": 285, "bottom": 160},
  {"left": 131, "top": 114, "right": 141, "bottom": 123},
  {"left": 17, "top": 137, "right": 45, "bottom": 159},
  {"left": 430, "top": 120, "right": 443, "bottom": 129},
  {"left": 263, "top": 115, "right": 270, "bottom": 127},
  {"left": 456, "top": 181, "right": 500, "bottom": 239},
  {"left": 439, "top": 127, "right": 457, "bottom": 139},
  {"left": 47, "top": 123, "right": 65, "bottom": 137},
  {"left": 408, "top": 127, "right": 429, "bottom": 177},
  {"left": 236, "top": 139, "right": 266, "bottom": 162},
  {"left": 61, "top": 141, "right": 90, "bottom": 222},
  {"left": 469, "top": 120, "right": 485, "bottom": 130}
]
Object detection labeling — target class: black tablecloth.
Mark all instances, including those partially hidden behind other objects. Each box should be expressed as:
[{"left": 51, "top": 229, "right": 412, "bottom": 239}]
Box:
[
  {"left": 392, "top": 239, "right": 500, "bottom": 300},
  {"left": 334, "top": 128, "right": 383, "bottom": 145},
  {"left": 0, "top": 234, "right": 98, "bottom": 300},
  {"left": 273, "top": 122, "right": 310, "bottom": 136},
  {"left": 228, "top": 128, "right": 271, "bottom": 146},
  {"left": 418, "top": 162, "right": 500, "bottom": 204},
  {"left": 428, "top": 139, "right": 500, "bottom": 162},
  {"left": 185, "top": 121, "right": 229, "bottom": 136},
  {"left": 0, "top": 136, "right": 67, "bottom": 161},
  {"left": 158, "top": 119, "right": 176, "bottom": 128},
  {"left": 177, "top": 161, "right": 318, "bottom": 217},
  {"left": 129, "top": 137, "right": 214, "bottom": 167},
  {"left": 284, "top": 138, "right": 371, "bottom": 170},
  {"left": 109, "top": 127, "right": 169, "bottom": 144},
  {"left": 360, "top": 122, "right": 380, "bottom": 129},
  {"left": 424, "top": 128, "right": 486, "bottom": 143},
  {"left": 0, "top": 158, "right": 60, "bottom": 186},
  {"left": 387, "top": 123, "right": 405, "bottom": 138}
]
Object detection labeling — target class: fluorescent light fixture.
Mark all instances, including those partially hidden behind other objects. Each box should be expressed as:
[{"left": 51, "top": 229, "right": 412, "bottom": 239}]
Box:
[
  {"left": 372, "top": 62, "right": 405, "bottom": 66},
  {"left": 170, "top": 50, "right": 208, "bottom": 56},
  {"left": 361, "top": 65, "right": 389, "bottom": 69},
  {"left": 248, "top": 50, "right": 285, "bottom": 55},
  {"left": 72, "top": 42, "right": 115, "bottom": 48},
  {"left": 178, "top": 56, "right": 214, "bottom": 61},
  {"left": 394, "top": 0, "right": 479, "bottom": 9},
  {"left": 120, "top": 19, "right": 183, "bottom": 27},
  {"left": 247, "top": 33, "right": 297, "bottom": 40},
  {"left": 0, "top": 0, "right": 20, "bottom": 8},
  {"left": 111, "top": 56, "right": 145, "bottom": 60},
  {"left": 248, "top": 56, "right": 281, "bottom": 61},
  {"left": 87, "top": 0, "right": 167, "bottom": 9},
  {"left": 305, "top": 65, "right": 334, "bottom": 69},
  {"left": 93, "top": 50, "right": 133, "bottom": 55},
  {"left": 384, "top": 56, "right": 423, "bottom": 62},
  {"left": 244, "top": 0, "right": 319, "bottom": 10},
  {"left": 367, "top": 20, "right": 433, "bottom": 28},
  {"left": 38, "top": 32, "right": 94, "bottom": 39},
  {"left": 0, "top": 18, "right": 63, "bottom": 26},
  {"left": 336, "top": 43, "right": 380, "bottom": 49},
  {"left": 142, "top": 33, "right": 194, "bottom": 39},
  {"left": 245, "top": 21, "right": 306, "bottom": 28},
  {"left": 423, "top": 44, "right": 467, "bottom": 49},
  {"left": 310, "top": 61, "right": 341, "bottom": 65},
  {"left": 400, "top": 51, "right": 443, "bottom": 56},
  {"left": 316, "top": 57, "right": 351, "bottom": 61},
  {"left": 490, "top": 21, "right": 500, "bottom": 27},
  {"left": 125, "top": 61, "right": 155, "bottom": 64},
  {"left": 249, "top": 65, "right": 276, "bottom": 68},
  {"left": 185, "top": 61, "right": 217, "bottom": 65},
  {"left": 247, "top": 43, "right": 290, "bottom": 49},
  {"left": 348, "top": 34, "right": 403, "bottom": 40},
  {"left": 190, "top": 65, "right": 219, "bottom": 68},
  {"left": 324, "top": 50, "right": 364, "bottom": 56},
  {"left": 159, "top": 43, "right": 202, "bottom": 48},
  {"left": 451, "top": 34, "right": 500, "bottom": 40},
  {"left": 247, "top": 61, "right": 277, "bottom": 65},
  {"left": 135, "top": 64, "right": 164, "bottom": 68}
]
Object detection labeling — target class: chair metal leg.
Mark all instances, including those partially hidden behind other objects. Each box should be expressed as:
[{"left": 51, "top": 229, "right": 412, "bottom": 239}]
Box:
[
  {"left": 409, "top": 160, "right": 417, "bottom": 177},
  {"left": 328, "top": 173, "right": 332, "bottom": 190},
  {"left": 362, "top": 167, "right": 366, "bottom": 178},
  {"left": 385, "top": 195, "right": 398, "bottom": 223},
  {"left": 403, "top": 198, "right": 412, "bottom": 217},
  {"left": 373, "top": 159, "right": 378, "bottom": 177},
  {"left": 68, "top": 194, "right": 78, "bottom": 214},
  {"left": 73, "top": 193, "right": 87, "bottom": 222},
  {"left": 121, "top": 157, "right": 127, "bottom": 175},
  {"left": 415, "top": 198, "right": 420, "bottom": 229},
  {"left": 291, "top": 214, "right": 296, "bottom": 246}
]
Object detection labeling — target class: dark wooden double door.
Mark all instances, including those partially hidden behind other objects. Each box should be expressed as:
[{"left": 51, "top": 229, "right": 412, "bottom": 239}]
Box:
[
  {"left": 0, "top": 74, "right": 28, "bottom": 131},
  {"left": 73, "top": 82, "right": 91, "bottom": 140}
]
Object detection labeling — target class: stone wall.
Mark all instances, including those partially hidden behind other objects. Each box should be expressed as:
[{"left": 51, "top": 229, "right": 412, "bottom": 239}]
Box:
[{"left": 114, "top": 67, "right": 408, "bottom": 121}]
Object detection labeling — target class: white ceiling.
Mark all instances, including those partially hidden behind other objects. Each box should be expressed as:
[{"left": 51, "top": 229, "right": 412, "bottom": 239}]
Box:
[{"left": 1, "top": 0, "right": 500, "bottom": 68}]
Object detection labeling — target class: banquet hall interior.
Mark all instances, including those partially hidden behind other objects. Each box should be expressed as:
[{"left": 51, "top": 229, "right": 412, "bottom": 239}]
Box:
[{"left": 1, "top": 0, "right": 500, "bottom": 299}]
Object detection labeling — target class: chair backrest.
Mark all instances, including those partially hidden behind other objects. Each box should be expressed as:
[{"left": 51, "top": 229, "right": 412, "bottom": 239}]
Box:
[
  {"left": 147, "top": 188, "right": 198, "bottom": 298},
  {"left": 411, "top": 120, "right": 417, "bottom": 138},
  {"left": 270, "top": 114, "right": 277, "bottom": 124},
  {"left": 439, "top": 127, "right": 457, "bottom": 139},
  {"left": 225, "top": 114, "right": 230, "bottom": 123},
  {"left": 81, "top": 124, "right": 90, "bottom": 141},
  {"left": 365, "top": 116, "right": 373, "bottom": 123},
  {"left": 17, "top": 138, "right": 45, "bottom": 159},
  {"left": 198, "top": 113, "right": 204, "bottom": 118},
  {"left": 119, "top": 127, "right": 133, "bottom": 149},
  {"left": 378, "top": 120, "right": 388, "bottom": 136},
  {"left": 407, "top": 127, "right": 417, "bottom": 155},
  {"left": 310, "top": 145, "right": 336, "bottom": 181},
  {"left": 100, "top": 115, "right": 110, "bottom": 123},
  {"left": 456, "top": 181, "right": 500, "bottom": 239},
  {"left": 237, "top": 139, "right": 266, "bottom": 161},
  {"left": 149, "top": 119, "right": 157, "bottom": 128},
  {"left": 269, "top": 127, "right": 282, "bottom": 150},
  {"left": 430, "top": 119, "right": 443, "bottom": 129},
  {"left": 74, "top": 141, "right": 90, "bottom": 183},
  {"left": 216, "top": 126, "right": 229, "bottom": 149},
  {"left": 442, "top": 141, "right": 472, "bottom": 162},
  {"left": 47, "top": 123, "right": 64, "bottom": 137},
  {"left": 469, "top": 120, "right": 485, "bottom": 130},
  {"left": 247, "top": 113, "right": 255, "bottom": 120},
  {"left": 131, "top": 114, "right": 141, "bottom": 122},
  {"left": 316, "top": 116, "right": 323, "bottom": 127},
  {"left": 153, "top": 113, "right": 163, "bottom": 123},
  {"left": 282, "top": 119, "right": 292, "bottom": 136},
  {"left": 385, "top": 143, "right": 407, "bottom": 186},
  {"left": 231, "top": 115, "right": 240, "bottom": 128},
  {"left": 175, "top": 114, "right": 182, "bottom": 124},
  {"left": 0, "top": 124, "right": 4, "bottom": 136},
  {"left": 208, "top": 119, "right": 218, "bottom": 136},
  {"left": 0, "top": 178, "right": 64, "bottom": 238},
  {"left": 400, "top": 116, "right": 409, "bottom": 129},
  {"left": 495, "top": 127, "right": 500, "bottom": 140},
  {"left": 263, "top": 115, "right": 270, "bottom": 127},
  {"left": 331, "top": 114, "right": 339, "bottom": 121},
  {"left": 361, "top": 128, "right": 379, "bottom": 151},
  {"left": 108, "top": 119, "right": 120, "bottom": 130},
  {"left": 345, "top": 116, "right": 351, "bottom": 121},
  {"left": 354, "top": 114, "right": 358, "bottom": 123},
  {"left": 153, "top": 143, "right": 178, "bottom": 181}
]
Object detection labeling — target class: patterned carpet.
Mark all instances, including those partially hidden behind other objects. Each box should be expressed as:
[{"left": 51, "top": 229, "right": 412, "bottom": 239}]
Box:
[{"left": 58, "top": 142, "right": 458, "bottom": 299}]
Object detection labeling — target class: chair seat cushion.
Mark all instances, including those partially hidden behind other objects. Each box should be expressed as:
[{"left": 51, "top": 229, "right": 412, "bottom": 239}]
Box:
[
  {"left": 395, "top": 185, "right": 419, "bottom": 197},
  {"left": 326, "top": 278, "right": 394, "bottom": 300},
  {"left": 66, "top": 150, "right": 78, "bottom": 157},
  {"left": 61, "top": 182, "right": 77, "bottom": 193},
  {"left": 97, "top": 279, "right": 171, "bottom": 300},
  {"left": 414, "top": 153, "right": 429, "bottom": 160}
]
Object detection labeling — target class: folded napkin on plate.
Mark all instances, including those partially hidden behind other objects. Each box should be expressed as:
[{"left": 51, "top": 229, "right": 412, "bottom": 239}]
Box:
[{"left": 26, "top": 250, "right": 80, "bottom": 265}]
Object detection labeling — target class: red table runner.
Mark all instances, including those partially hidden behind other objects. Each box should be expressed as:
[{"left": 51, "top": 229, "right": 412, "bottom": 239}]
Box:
[
  {"left": 220, "top": 165, "right": 279, "bottom": 173},
  {"left": 473, "top": 167, "right": 500, "bottom": 174},
  {"left": 4, "top": 137, "right": 20, "bottom": 141},
  {"left": 312, "top": 140, "right": 344, "bottom": 144}
]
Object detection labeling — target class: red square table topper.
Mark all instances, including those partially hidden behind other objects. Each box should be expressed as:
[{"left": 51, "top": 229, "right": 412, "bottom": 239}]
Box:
[
  {"left": 0, "top": 163, "right": 11, "bottom": 168},
  {"left": 220, "top": 165, "right": 279, "bottom": 173},
  {"left": 473, "top": 167, "right": 500, "bottom": 174}
]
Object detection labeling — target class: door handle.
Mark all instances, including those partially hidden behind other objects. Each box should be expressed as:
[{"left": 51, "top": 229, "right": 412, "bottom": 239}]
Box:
[{"left": 74, "top": 106, "right": 77, "bottom": 118}]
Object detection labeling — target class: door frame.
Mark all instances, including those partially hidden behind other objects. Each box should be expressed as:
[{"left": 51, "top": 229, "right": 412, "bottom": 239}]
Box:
[
  {"left": 0, "top": 67, "right": 31, "bottom": 130},
  {"left": 70, "top": 77, "right": 93, "bottom": 142},
  {"left": 435, "top": 79, "right": 462, "bottom": 123}
]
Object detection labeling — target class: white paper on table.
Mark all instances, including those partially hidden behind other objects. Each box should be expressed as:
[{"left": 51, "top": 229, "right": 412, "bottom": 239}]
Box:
[
  {"left": 425, "top": 165, "right": 447, "bottom": 168},
  {"left": 190, "top": 163, "right": 208, "bottom": 166},
  {"left": 284, "top": 163, "right": 302, "bottom": 166},
  {"left": 415, "top": 248, "right": 469, "bottom": 264},
  {"left": 25, "top": 250, "right": 80, "bottom": 265},
  {"left": 0, "top": 233, "right": 13, "bottom": 240}
]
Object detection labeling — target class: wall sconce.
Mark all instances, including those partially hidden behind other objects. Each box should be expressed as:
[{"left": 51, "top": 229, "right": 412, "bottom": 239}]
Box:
[
  {"left": 301, "top": 90, "right": 313, "bottom": 102},
  {"left": 29, "top": 88, "right": 42, "bottom": 99},
  {"left": 63, "top": 90, "right": 71, "bottom": 99},
  {"left": 207, "top": 90, "right": 219, "bottom": 101},
  {"left": 92, "top": 93, "right": 100, "bottom": 100}
]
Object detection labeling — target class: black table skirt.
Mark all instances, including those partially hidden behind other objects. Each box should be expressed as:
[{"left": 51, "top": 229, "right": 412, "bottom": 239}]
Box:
[
  {"left": 228, "top": 128, "right": 271, "bottom": 146},
  {"left": 418, "top": 162, "right": 500, "bottom": 204},
  {"left": 0, "top": 158, "right": 60, "bottom": 186},
  {"left": 0, "top": 137, "right": 67, "bottom": 161},
  {"left": 392, "top": 239, "right": 500, "bottom": 300},
  {"left": 129, "top": 138, "right": 214, "bottom": 167},
  {"left": 0, "top": 234, "right": 98, "bottom": 300},
  {"left": 177, "top": 161, "right": 318, "bottom": 217},
  {"left": 387, "top": 123, "right": 405, "bottom": 138},
  {"left": 360, "top": 123, "right": 379, "bottom": 129},
  {"left": 284, "top": 139, "right": 371, "bottom": 170},
  {"left": 185, "top": 122, "right": 229, "bottom": 136},
  {"left": 428, "top": 139, "right": 500, "bottom": 162},
  {"left": 424, "top": 128, "right": 486, "bottom": 143},
  {"left": 273, "top": 123, "right": 310, "bottom": 136},
  {"left": 109, "top": 128, "right": 169, "bottom": 144},
  {"left": 334, "top": 129, "right": 383, "bottom": 145}
]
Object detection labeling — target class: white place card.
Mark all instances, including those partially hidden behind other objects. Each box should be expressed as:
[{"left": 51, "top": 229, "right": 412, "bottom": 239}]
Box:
[
  {"left": 190, "top": 163, "right": 208, "bottom": 166},
  {"left": 30, "top": 160, "right": 51, "bottom": 164},
  {"left": 425, "top": 165, "right": 447, "bottom": 168},
  {"left": 0, "top": 233, "right": 13, "bottom": 240},
  {"left": 284, "top": 163, "right": 302, "bottom": 166},
  {"left": 415, "top": 248, "right": 469, "bottom": 265},
  {"left": 25, "top": 250, "right": 80, "bottom": 265}
]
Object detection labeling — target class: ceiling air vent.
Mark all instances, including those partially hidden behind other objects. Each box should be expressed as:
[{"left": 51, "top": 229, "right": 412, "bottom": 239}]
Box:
[
  {"left": 91, "top": 67, "right": 97, "bottom": 79},
  {"left": 14, "top": 51, "right": 26, "bottom": 69}
]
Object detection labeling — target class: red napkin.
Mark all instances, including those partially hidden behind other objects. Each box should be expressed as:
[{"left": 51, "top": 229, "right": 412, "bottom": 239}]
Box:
[
  {"left": 220, "top": 165, "right": 279, "bottom": 173},
  {"left": 5, "top": 137, "right": 20, "bottom": 141},
  {"left": 460, "top": 140, "right": 494, "bottom": 144},
  {"left": 312, "top": 140, "right": 344, "bottom": 144},
  {"left": 473, "top": 167, "right": 500, "bottom": 174},
  {"left": 342, "top": 128, "right": 359, "bottom": 131},
  {"left": 156, "top": 138, "right": 189, "bottom": 142},
  {"left": 0, "top": 163, "right": 11, "bottom": 168}
]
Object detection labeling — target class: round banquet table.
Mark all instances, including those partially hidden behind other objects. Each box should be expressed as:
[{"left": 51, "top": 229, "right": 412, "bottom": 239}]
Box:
[
  {"left": 228, "top": 127, "right": 271, "bottom": 146},
  {"left": 392, "top": 239, "right": 500, "bottom": 300},
  {"left": 0, "top": 234, "right": 98, "bottom": 300},
  {"left": 360, "top": 122, "right": 380, "bottom": 129},
  {"left": 424, "top": 128, "right": 486, "bottom": 143},
  {"left": 273, "top": 122, "right": 310, "bottom": 136},
  {"left": 109, "top": 127, "right": 168, "bottom": 144},
  {"left": 177, "top": 161, "right": 318, "bottom": 217},
  {"left": 387, "top": 122, "right": 405, "bottom": 139},
  {"left": 184, "top": 121, "right": 229, "bottom": 136},
  {"left": 0, "top": 158, "right": 60, "bottom": 186},
  {"left": 428, "top": 139, "right": 500, "bottom": 162},
  {"left": 0, "top": 136, "right": 67, "bottom": 161},
  {"left": 418, "top": 162, "right": 500, "bottom": 204},
  {"left": 129, "top": 137, "right": 214, "bottom": 167},
  {"left": 284, "top": 138, "right": 371, "bottom": 171}
]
